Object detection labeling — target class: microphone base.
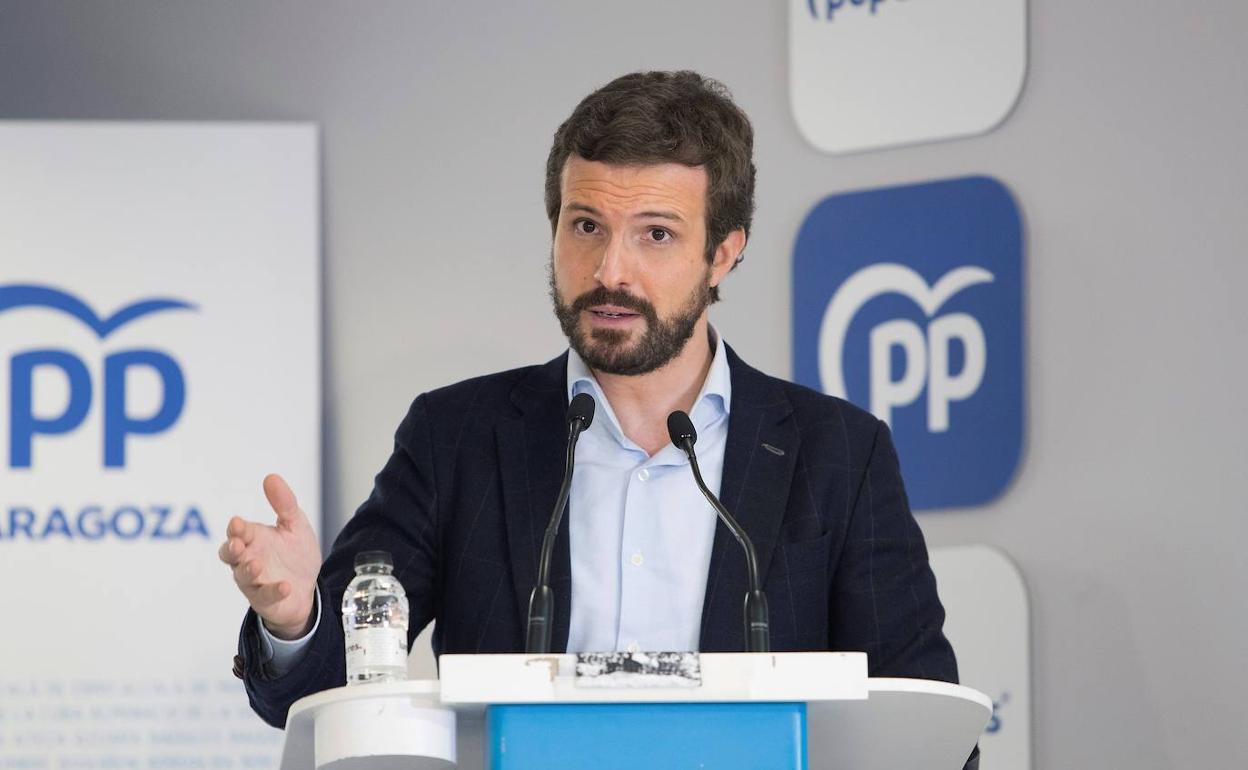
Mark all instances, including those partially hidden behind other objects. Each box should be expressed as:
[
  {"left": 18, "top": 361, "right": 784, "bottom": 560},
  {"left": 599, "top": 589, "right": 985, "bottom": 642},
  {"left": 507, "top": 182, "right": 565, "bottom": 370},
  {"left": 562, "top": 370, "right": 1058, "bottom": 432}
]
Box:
[
  {"left": 744, "top": 590, "right": 770, "bottom": 653},
  {"left": 525, "top": 585, "right": 554, "bottom": 654}
]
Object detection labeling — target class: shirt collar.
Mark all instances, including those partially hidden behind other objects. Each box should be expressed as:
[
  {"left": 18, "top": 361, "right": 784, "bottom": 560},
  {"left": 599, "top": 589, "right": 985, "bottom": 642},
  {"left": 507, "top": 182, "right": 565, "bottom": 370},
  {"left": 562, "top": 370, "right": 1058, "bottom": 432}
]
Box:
[{"left": 566, "top": 326, "right": 732, "bottom": 451}]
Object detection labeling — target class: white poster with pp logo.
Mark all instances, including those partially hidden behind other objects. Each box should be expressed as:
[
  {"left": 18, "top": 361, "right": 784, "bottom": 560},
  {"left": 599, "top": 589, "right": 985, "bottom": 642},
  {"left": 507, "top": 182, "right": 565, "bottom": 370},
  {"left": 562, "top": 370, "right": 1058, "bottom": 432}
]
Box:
[
  {"left": 0, "top": 123, "right": 318, "bottom": 768},
  {"left": 790, "top": 0, "right": 1028, "bottom": 154},
  {"left": 930, "top": 545, "right": 1032, "bottom": 769}
]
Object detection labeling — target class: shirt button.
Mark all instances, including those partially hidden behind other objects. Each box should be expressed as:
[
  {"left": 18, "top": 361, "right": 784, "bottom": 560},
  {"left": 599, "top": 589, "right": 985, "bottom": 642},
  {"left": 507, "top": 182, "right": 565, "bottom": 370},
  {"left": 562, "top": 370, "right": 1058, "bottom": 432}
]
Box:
[
  {"left": 637, "top": 468, "right": 650, "bottom": 481},
  {"left": 630, "top": 552, "right": 644, "bottom": 567},
  {"left": 627, "top": 641, "right": 640, "bottom": 654}
]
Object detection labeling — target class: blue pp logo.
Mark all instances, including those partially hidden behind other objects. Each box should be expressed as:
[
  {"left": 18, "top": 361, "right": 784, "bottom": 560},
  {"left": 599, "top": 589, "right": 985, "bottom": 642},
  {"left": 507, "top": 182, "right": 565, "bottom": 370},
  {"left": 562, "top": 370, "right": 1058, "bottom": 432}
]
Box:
[
  {"left": 792, "top": 177, "right": 1025, "bottom": 510},
  {"left": 807, "top": 0, "right": 891, "bottom": 22},
  {"left": 1, "top": 284, "right": 195, "bottom": 469}
]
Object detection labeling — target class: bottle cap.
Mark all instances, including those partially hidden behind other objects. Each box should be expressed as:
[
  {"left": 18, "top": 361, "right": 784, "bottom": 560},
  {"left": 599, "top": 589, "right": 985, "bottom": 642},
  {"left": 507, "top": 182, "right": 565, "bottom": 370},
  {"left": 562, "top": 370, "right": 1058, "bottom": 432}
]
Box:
[{"left": 354, "top": 550, "right": 393, "bottom": 569}]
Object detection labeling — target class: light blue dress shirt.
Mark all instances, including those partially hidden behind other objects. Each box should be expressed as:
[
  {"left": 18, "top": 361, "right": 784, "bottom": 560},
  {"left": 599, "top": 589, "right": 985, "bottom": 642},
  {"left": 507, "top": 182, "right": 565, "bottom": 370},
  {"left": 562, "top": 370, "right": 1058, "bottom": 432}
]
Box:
[
  {"left": 258, "top": 331, "right": 730, "bottom": 669},
  {"left": 565, "top": 330, "right": 730, "bottom": 653}
]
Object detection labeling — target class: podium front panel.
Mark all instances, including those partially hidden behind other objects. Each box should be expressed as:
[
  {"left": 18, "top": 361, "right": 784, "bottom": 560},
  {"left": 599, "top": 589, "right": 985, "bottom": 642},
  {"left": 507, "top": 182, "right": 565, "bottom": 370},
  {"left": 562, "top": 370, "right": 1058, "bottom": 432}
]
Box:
[{"left": 485, "top": 702, "right": 807, "bottom": 769}]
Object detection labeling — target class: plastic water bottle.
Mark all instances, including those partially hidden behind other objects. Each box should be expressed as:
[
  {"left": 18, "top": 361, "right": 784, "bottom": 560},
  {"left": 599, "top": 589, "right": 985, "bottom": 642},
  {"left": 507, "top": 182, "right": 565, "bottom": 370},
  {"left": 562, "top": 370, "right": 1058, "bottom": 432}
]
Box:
[{"left": 341, "top": 550, "right": 409, "bottom": 684}]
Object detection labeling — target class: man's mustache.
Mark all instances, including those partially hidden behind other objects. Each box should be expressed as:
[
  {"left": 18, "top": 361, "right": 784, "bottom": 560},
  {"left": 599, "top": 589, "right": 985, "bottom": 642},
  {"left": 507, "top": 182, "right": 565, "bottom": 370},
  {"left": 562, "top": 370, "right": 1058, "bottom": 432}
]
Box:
[{"left": 569, "top": 287, "right": 657, "bottom": 320}]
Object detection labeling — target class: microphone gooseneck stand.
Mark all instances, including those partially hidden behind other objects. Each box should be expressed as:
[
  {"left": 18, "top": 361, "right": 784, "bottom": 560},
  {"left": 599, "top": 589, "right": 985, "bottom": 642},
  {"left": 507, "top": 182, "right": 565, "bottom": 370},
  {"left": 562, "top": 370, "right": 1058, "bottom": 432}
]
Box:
[
  {"left": 525, "top": 392, "right": 595, "bottom": 654},
  {"left": 667, "top": 410, "right": 771, "bottom": 653}
]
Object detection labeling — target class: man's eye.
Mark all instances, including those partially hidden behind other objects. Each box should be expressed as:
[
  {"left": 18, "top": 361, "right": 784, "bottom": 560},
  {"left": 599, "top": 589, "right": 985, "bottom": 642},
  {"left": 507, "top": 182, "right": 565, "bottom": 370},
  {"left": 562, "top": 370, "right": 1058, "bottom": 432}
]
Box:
[
  {"left": 649, "top": 228, "right": 669, "bottom": 242},
  {"left": 576, "top": 220, "right": 598, "bottom": 234}
]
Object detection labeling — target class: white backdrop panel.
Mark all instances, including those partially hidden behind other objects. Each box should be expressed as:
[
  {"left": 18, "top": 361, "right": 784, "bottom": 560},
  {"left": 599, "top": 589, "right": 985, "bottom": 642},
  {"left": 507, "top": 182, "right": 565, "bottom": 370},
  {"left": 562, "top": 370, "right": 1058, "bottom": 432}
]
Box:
[
  {"left": 931, "top": 545, "right": 1031, "bottom": 770},
  {"left": 0, "top": 122, "right": 319, "bottom": 769}
]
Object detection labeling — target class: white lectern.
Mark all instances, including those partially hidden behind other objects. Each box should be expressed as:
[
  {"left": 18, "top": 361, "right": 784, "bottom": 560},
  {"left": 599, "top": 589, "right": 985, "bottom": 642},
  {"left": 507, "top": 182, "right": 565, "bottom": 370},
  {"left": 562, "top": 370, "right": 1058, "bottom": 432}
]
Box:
[{"left": 279, "top": 652, "right": 989, "bottom": 770}]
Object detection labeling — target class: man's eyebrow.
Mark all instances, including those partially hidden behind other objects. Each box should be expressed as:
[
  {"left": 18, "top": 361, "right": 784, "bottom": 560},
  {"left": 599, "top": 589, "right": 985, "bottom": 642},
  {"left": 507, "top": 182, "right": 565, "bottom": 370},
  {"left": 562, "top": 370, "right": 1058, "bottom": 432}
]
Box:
[
  {"left": 563, "top": 202, "right": 687, "bottom": 224},
  {"left": 635, "top": 210, "right": 686, "bottom": 223}
]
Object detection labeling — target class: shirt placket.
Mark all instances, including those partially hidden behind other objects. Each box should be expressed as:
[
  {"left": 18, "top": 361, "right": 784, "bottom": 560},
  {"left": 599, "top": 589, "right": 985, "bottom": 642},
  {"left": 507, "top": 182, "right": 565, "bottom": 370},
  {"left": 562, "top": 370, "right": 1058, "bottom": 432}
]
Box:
[{"left": 616, "top": 457, "right": 660, "bottom": 653}]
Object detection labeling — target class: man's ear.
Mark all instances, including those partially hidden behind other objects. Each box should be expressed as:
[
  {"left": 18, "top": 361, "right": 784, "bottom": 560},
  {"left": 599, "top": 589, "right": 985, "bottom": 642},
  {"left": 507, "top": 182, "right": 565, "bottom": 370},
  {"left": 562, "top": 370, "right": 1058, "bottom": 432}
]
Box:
[{"left": 710, "top": 228, "right": 746, "bottom": 287}]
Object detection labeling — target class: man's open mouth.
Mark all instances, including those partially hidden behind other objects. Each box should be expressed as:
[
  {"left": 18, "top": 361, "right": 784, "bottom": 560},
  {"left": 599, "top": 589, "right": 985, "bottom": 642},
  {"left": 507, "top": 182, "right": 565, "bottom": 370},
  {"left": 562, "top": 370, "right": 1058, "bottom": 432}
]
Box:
[{"left": 588, "top": 306, "right": 640, "bottom": 319}]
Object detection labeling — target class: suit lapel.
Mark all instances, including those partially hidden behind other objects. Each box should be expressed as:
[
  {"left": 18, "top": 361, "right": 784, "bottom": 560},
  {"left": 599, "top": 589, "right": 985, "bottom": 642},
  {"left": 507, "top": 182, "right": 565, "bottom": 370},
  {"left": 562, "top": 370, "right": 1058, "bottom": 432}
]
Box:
[
  {"left": 699, "top": 346, "right": 798, "bottom": 652},
  {"left": 496, "top": 354, "right": 574, "bottom": 652}
]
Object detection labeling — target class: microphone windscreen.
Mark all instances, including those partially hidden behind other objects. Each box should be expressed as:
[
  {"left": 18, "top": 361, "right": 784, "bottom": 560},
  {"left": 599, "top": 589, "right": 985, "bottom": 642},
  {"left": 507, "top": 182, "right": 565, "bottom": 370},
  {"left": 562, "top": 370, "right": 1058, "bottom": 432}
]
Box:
[
  {"left": 567, "top": 392, "right": 596, "bottom": 429},
  {"left": 666, "top": 410, "right": 697, "bottom": 446}
]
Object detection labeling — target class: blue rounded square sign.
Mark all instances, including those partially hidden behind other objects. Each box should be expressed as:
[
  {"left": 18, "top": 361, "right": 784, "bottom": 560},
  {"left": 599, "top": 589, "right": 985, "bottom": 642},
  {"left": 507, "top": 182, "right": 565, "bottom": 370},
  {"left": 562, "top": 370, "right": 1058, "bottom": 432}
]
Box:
[{"left": 793, "top": 176, "right": 1025, "bottom": 510}]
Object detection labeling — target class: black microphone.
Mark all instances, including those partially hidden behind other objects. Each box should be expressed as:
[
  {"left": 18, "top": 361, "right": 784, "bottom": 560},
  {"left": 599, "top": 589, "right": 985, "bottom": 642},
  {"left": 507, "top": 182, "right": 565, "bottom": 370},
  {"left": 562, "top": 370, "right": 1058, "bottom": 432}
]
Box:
[
  {"left": 667, "top": 410, "right": 770, "bottom": 653},
  {"left": 525, "top": 392, "right": 596, "bottom": 654}
]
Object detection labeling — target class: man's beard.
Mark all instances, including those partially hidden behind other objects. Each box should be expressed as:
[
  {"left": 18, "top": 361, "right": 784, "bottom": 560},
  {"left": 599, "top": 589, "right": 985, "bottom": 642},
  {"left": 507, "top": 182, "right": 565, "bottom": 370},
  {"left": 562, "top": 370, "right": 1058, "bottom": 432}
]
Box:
[{"left": 549, "top": 266, "right": 712, "bottom": 377}]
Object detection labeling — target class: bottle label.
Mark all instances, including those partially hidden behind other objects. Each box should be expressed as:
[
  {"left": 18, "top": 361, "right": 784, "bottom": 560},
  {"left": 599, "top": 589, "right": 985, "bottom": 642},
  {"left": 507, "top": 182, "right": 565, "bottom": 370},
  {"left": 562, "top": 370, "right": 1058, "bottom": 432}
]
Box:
[{"left": 345, "top": 627, "right": 409, "bottom": 673}]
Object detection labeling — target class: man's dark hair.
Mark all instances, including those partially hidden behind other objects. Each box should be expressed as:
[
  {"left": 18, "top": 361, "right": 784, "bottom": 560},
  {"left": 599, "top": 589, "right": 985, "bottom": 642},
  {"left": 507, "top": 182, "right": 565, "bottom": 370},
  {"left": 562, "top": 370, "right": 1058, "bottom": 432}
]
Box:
[{"left": 545, "top": 70, "right": 755, "bottom": 302}]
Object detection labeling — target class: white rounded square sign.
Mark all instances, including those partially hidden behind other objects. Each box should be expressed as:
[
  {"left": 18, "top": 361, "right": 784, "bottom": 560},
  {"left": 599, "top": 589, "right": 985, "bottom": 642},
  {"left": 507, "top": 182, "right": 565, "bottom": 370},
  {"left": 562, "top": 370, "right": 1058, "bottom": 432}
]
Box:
[{"left": 790, "top": 0, "right": 1027, "bottom": 154}]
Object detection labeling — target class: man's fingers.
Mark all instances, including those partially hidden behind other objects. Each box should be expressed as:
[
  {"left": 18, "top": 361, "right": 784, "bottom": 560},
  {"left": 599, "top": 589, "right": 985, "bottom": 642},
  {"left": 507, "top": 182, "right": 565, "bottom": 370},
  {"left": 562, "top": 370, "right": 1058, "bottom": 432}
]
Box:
[
  {"left": 217, "top": 538, "right": 239, "bottom": 565},
  {"left": 252, "top": 580, "right": 291, "bottom": 608},
  {"left": 227, "top": 516, "right": 261, "bottom": 546},
  {"left": 231, "top": 565, "right": 290, "bottom": 611},
  {"left": 232, "top": 562, "right": 254, "bottom": 588},
  {"left": 222, "top": 536, "right": 250, "bottom": 564},
  {"left": 231, "top": 557, "right": 265, "bottom": 588},
  {"left": 263, "top": 473, "right": 303, "bottom": 526}
]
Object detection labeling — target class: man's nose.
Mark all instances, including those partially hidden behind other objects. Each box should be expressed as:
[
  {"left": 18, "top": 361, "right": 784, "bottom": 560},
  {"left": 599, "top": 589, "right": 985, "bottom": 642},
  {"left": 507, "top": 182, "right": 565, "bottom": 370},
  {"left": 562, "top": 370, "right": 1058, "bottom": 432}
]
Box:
[{"left": 592, "top": 234, "right": 633, "bottom": 288}]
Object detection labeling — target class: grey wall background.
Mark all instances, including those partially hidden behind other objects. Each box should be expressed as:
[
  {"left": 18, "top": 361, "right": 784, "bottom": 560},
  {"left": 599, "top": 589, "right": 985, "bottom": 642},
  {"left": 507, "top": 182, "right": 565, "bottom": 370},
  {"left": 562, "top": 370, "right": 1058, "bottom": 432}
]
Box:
[{"left": 3, "top": 1, "right": 1245, "bottom": 766}]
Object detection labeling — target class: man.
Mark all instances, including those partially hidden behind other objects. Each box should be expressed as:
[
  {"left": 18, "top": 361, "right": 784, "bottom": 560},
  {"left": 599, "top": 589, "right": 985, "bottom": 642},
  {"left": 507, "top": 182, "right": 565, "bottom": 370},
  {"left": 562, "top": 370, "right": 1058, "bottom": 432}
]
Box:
[{"left": 221, "top": 71, "right": 970, "bottom": 764}]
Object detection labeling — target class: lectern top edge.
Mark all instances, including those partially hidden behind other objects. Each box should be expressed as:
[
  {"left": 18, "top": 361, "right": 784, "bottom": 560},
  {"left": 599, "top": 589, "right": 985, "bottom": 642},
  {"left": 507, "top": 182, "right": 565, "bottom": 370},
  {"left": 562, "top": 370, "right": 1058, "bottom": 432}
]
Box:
[{"left": 867, "top": 676, "right": 994, "bottom": 710}]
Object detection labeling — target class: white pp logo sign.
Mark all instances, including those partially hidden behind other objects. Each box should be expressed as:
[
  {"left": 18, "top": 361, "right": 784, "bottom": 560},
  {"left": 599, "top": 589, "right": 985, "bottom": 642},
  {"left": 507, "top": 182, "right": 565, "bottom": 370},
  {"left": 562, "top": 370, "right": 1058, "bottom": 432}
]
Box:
[
  {"left": 819, "top": 264, "right": 993, "bottom": 432},
  {"left": 790, "top": 0, "right": 1028, "bottom": 154}
]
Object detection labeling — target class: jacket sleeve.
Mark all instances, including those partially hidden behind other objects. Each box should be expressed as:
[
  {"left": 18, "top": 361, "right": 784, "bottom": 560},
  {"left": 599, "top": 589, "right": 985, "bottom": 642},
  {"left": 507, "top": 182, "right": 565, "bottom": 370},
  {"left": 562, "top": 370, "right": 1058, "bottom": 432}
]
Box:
[
  {"left": 828, "top": 419, "right": 978, "bottom": 769},
  {"left": 827, "top": 418, "right": 959, "bottom": 682},
  {"left": 237, "top": 394, "right": 441, "bottom": 728}
]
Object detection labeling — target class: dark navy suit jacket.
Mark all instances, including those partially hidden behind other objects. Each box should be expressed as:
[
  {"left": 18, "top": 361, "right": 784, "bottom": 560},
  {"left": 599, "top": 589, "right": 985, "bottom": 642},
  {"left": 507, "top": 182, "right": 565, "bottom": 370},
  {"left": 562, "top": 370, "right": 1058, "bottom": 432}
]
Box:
[{"left": 238, "top": 346, "right": 964, "bottom": 747}]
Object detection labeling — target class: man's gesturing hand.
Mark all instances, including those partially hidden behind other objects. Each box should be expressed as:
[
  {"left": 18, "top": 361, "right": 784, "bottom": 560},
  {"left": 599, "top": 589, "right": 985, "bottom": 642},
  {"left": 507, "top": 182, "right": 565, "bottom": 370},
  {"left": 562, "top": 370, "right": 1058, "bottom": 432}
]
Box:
[{"left": 219, "top": 474, "right": 322, "bottom": 640}]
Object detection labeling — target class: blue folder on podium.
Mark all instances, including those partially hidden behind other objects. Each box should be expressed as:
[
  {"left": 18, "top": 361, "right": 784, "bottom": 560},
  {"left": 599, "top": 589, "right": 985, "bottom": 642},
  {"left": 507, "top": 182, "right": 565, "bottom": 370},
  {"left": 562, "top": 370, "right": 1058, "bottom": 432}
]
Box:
[{"left": 278, "top": 652, "right": 989, "bottom": 770}]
